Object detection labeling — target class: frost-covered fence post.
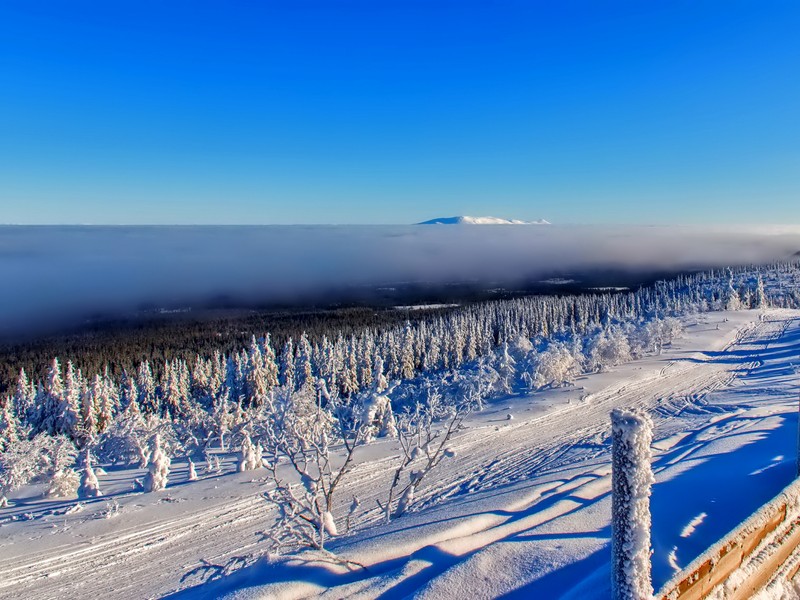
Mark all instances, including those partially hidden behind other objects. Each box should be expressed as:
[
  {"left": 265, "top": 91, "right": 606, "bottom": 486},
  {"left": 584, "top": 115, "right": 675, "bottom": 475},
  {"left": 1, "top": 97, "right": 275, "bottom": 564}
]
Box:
[
  {"left": 794, "top": 360, "right": 800, "bottom": 477},
  {"left": 611, "top": 408, "right": 654, "bottom": 600}
]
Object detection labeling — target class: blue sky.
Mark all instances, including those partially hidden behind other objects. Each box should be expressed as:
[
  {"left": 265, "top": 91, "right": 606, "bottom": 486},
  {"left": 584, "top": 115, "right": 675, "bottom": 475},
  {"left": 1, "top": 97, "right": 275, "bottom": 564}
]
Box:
[{"left": 1, "top": 1, "right": 798, "bottom": 225}]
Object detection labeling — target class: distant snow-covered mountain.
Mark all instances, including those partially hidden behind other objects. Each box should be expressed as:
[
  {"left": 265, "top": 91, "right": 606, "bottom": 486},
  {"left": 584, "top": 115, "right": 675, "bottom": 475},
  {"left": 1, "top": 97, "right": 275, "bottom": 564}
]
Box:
[{"left": 418, "top": 215, "right": 551, "bottom": 225}]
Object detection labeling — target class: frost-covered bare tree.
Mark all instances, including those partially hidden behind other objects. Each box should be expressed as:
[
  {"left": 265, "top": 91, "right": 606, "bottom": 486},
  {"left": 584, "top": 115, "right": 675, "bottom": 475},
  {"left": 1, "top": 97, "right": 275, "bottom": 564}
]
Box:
[
  {"left": 378, "top": 389, "right": 469, "bottom": 522},
  {"left": 261, "top": 380, "right": 369, "bottom": 552}
]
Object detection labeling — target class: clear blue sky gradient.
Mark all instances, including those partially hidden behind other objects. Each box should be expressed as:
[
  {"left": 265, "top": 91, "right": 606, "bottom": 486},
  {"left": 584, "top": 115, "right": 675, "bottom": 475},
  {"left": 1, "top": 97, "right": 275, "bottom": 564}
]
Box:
[{"left": 1, "top": 1, "right": 799, "bottom": 224}]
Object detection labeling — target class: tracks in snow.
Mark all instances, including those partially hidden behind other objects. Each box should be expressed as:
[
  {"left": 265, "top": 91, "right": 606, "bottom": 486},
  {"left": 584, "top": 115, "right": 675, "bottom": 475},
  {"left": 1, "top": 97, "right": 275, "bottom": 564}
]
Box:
[
  {"left": 0, "top": 494, "right": 264, "bottom": 599},
  {"left": 408, "top": 316, "right": 789, "bottom": 513}
]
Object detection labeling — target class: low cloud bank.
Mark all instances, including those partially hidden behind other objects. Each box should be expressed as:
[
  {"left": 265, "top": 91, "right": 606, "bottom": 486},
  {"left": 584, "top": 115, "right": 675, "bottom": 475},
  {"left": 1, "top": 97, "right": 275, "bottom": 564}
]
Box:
[{"left": 1, "top": 224, "right": 799, "bottom": 334}]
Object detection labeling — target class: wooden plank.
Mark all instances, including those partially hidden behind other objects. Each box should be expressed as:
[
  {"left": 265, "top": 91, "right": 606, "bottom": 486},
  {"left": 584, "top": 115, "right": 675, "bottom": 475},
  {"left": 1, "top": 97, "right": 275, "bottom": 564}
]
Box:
[
  {"left": 658, "top": 507, "right": 796, "bottom": 600},
  {"left": 728, "top": 518, "right": 800, "bottom": 600}
]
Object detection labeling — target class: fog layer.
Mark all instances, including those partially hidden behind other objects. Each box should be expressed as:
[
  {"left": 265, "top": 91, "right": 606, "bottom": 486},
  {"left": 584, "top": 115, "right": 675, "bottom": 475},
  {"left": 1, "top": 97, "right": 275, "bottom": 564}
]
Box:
[{"left": 2, "top": 224, "right": 799, "bottom": 334}]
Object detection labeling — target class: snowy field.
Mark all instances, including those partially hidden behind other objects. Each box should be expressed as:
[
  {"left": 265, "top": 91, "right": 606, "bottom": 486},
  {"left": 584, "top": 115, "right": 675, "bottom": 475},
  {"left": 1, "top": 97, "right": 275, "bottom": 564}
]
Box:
[{"left": 2, "top": 307, "right": 799, "bottom": 599}]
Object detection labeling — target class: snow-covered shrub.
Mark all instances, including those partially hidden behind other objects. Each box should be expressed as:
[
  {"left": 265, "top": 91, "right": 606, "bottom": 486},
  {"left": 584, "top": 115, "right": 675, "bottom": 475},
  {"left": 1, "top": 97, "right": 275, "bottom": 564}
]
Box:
[
  {"left": 513, "top": 335, "right": 534, "bottom": 354},
  {"left": 588, "top": 326, "right": 632, "bottom": 372},
  {"left": 359, "top": 392, "right": 397, "bottom": 443},
  {"left": 188, "top": 459, "right": 198, "bottom": 481},
  {"left": 610, "top": 408, "right": 654, "bottom": 600},
  {"left": 78, "top": 453, "right": 102, "bottom": 498},
  {"left": 205, "top": 453, "right": 222, "bottom": 475},
  {"left": 143, "top": 434, "right": 171, "bottom": 492},
  {"left": 528, "top": 342, "right": 581, "bottom": 389},
  {"left": 0, "top": 433, "right": 77, "bottom": 503},
  {"left": 48, "top": 467, "right": 80, "bottom": 498},
  {"left": 97, "top": 413, "right": 157, "bottom": 467}
]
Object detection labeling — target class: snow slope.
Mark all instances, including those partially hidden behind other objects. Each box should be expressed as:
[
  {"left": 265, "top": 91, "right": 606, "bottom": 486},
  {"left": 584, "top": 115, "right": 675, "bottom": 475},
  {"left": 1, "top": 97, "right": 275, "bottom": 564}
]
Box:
[
  {"left": 2, "top": 309, "right": 799, "bottom": 599},
  {"left": 417, "top": 216, "right": 551, "bottom": 225}
]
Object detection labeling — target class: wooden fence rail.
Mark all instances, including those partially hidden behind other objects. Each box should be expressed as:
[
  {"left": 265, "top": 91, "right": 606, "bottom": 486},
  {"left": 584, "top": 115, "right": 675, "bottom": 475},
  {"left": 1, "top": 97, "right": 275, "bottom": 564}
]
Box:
[{"left": 655, "top": 478, "right": 800, "bottom": 600}]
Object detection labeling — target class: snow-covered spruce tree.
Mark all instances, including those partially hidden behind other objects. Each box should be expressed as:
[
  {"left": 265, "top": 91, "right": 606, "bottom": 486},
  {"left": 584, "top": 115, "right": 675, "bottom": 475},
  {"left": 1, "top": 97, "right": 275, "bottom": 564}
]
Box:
[
  {"left": 0, "top": 400, "right": 21, "bottom": 453},
  {"left": 295, "top": 332, "right": 314, "bottom": 391},
  {"left": 245, "top": 336, "right": 271, "bottom": 407},
  {"left": 262, "top": 380, "right": 369, "bottom": 552},
  {"left": 136, "top": 360, "right": 158, "bottom": 415},
  {"left": 610, "top": 408, "right": 654, "bottom": 600},
  {"left": 32, "top": 358, "right": 80, "bottom": 439},
  {"left": 359, "top": 357, "right": 398, "bottom": 443},
  {"left": 47, "top": 436, "right": 79, "bottom": 498},
  {"left": 378, "top": 390, "right": 469, "bottom": 522},
  {"left": 12, "top": 368, "right": 35, "bottom": 424},
  {"left": 724, "top": 269, "right": 743, "bottom": 311},
  {"left": 77, "top": 450, "right": 102, "bottom": 498},
  {"left": 143, "top": 434, "right": 171, "bottom": 492},
  {"left": 400, "top": 322, "right": 416, "bottom": 380},
  {"left": 279, "top": 337, "right": 296, "bottom": 391},
  {"left": 97, "top": 367, "right": 118, "bottom": 434},
  {"left": 119, "top": 370, "right": 139, "bottom": 417},
  {"left": 755, "top": 274, "right": 768, "bottom": 309},
  {"left": 495, "top": 341, "right": 516, "bottom": 394},
  {"left": 211, "top": 385, "right": 233, "bottom": 450},
  {"left": 237, "top": 432, "right": 263, "bottom": 472},
  {"left": 79, "top": 374, "right": 101, "bottom": 446}
]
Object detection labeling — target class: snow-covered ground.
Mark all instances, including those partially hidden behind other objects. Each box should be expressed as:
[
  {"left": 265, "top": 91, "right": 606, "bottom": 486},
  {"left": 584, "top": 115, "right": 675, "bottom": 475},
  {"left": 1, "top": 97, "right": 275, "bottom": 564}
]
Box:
[{"left": 2, "top": 308, "right": 799, "bottom": 599}]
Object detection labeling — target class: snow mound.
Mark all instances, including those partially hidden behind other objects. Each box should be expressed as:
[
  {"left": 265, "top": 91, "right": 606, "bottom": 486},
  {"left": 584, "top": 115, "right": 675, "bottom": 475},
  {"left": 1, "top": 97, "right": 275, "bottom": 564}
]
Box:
[{"left": 418, "top": 216, "right": 551, "bottom": 225}]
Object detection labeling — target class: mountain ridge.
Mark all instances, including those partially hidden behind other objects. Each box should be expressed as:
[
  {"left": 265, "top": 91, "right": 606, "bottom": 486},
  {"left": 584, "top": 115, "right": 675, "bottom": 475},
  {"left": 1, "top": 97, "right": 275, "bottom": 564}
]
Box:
[{"left": 418, "top": 215, "right": 551, "bottom": 225}]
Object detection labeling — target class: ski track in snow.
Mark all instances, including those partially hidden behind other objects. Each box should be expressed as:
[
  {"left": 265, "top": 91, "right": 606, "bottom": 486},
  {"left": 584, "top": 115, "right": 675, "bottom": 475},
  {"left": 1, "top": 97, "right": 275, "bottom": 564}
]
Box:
[
  {"left": 1, "top": 310, "right": 799, "bottom": 599},
  {"left": 0, "top": 494, "right": 265, "bottom": 599}
]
